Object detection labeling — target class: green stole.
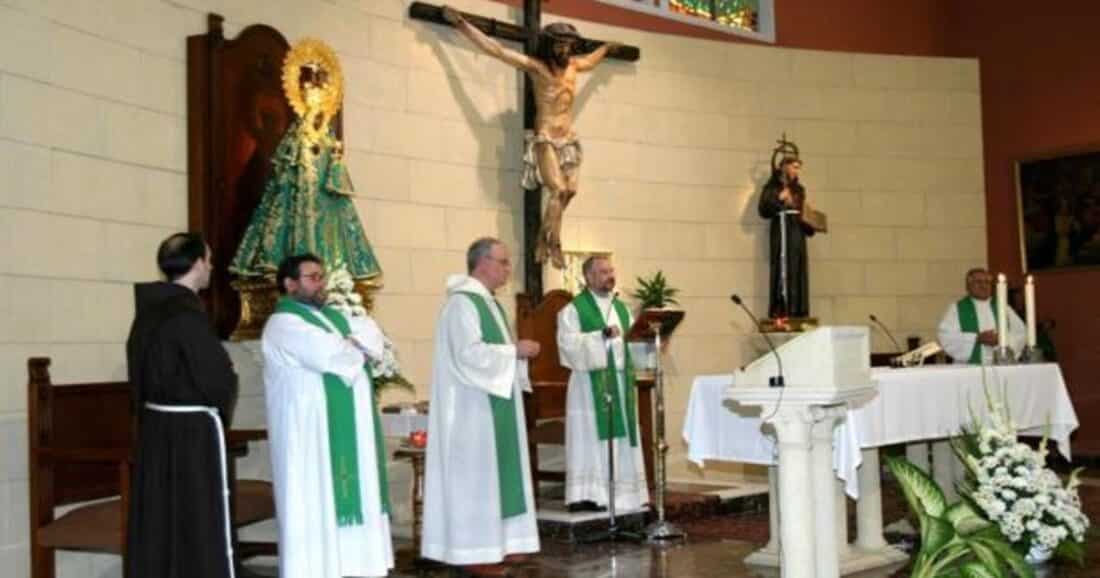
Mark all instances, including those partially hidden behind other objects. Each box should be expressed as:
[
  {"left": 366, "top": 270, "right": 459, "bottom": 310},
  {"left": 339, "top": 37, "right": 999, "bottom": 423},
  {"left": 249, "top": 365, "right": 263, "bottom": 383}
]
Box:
[
  {"left": 273, "top": 297, "right": 391, "bottom": 526},
  {"left": 955, "top": 296, "right": 997, "bottom": 365},
  {"left": 457, "top": 292, "right": 527, "bottom": 518},
  {"left": 572, "top": 290, "right": 638, "bottom": 446}
]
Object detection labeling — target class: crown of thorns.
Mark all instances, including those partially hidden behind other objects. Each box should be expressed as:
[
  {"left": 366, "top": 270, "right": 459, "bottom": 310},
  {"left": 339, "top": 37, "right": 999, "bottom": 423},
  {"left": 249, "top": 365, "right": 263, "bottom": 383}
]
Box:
[
  {"left": 542, "top": 22, "right": 582, "bottom": 42},
  {"left": 770, "top": 134, "right": 801, "bottom": 172}
]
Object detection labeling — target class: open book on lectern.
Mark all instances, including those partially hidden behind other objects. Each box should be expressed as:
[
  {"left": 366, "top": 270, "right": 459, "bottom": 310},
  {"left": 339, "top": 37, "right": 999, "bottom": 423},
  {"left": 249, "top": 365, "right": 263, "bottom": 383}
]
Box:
[{"left": 735, "top": 326, "right": 875, "bottom": 392}]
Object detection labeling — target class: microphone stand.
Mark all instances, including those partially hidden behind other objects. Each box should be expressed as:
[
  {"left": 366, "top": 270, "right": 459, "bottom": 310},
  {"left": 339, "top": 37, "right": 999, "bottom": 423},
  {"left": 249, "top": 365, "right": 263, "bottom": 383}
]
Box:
[
  {"left": 730, "top": 294, "right": 784, "bottom": 387},
  {"left": 643, "top": 314, "right": 685, "bottom": 543},
  {"left": 868, "top": 314, "right": 902, "bottom": 353}
]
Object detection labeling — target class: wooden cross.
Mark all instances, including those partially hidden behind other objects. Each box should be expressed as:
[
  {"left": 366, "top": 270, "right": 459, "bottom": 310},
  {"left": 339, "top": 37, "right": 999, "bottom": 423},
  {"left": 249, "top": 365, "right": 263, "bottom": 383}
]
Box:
[{"left": 409, "top": 1, "right": 640, "bottom": 300}]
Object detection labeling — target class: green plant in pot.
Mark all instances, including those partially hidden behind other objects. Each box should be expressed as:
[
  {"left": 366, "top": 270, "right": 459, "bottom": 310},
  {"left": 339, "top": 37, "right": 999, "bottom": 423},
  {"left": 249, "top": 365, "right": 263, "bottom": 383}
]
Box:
[
  {"left": 885, "top": 455, "right": 1034, "bottom": 578},
  {"left": 630, "top": 270, "right": 680, "bottom": 310}
]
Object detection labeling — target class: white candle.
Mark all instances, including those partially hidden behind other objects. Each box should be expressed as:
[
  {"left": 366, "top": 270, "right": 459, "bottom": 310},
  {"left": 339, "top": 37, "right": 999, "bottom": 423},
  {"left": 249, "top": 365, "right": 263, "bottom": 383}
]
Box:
[
  {"left": 996, "top": 273, "right": 1008, "bottom": 349},
  {"left": 1025, "top": 275, "right": 1037, "bottom": 348}
]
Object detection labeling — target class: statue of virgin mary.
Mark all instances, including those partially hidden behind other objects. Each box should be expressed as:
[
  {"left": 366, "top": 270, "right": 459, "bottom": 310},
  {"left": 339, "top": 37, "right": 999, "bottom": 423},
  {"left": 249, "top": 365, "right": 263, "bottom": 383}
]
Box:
[{"left": 230, "top": 38, "right": 381, "bottom": 282}]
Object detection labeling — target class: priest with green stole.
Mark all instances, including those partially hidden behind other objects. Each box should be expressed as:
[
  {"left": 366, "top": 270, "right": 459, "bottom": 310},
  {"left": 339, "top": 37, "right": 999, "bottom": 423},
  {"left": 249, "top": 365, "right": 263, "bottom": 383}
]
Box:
[
  {"left": 556, "top": 255, "right": 648, "bottom": 512},
  {"left": 261, "top": 254, "right": 393, "bottom": 578},
  {"left": 422, "top": 238, "right": 542, "bottom": 577},
  {"left": 937, "top": 267, "right": 1026, "bottom": 364}
]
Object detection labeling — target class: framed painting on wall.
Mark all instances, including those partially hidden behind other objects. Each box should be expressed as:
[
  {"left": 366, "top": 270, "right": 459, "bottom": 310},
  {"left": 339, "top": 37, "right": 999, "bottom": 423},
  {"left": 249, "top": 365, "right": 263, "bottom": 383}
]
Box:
[{"left": 1016, "top": 149, "right": 1100, "bottom": 272}]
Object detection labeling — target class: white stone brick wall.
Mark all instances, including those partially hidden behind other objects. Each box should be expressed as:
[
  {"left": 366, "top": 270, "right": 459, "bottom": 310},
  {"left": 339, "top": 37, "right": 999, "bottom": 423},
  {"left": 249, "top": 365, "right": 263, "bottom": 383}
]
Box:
[{"left": 0, "top": 1, "right": 985, "bottom": 575}]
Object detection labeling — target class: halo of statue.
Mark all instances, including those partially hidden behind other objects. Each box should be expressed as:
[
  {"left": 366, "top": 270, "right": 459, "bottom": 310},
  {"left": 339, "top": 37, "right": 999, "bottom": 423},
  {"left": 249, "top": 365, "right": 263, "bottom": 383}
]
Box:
[
  {"left": 770, "top": 133, "right": 801, "bottom": 173},
  {"left": 281, "top": 38, "right": 344, "bottom": 126}
]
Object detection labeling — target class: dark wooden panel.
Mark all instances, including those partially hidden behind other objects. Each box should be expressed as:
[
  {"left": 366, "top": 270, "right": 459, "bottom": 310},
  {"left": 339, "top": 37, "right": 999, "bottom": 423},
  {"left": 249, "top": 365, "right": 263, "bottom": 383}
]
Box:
[{"left": 188, "top": 14, "right": 292, "bottom": 338}]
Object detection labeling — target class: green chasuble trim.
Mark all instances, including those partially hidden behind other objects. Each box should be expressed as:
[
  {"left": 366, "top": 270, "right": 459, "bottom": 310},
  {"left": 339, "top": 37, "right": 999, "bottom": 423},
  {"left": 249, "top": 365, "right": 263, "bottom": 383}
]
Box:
[
  {"left": 273, "top": 298, "right": 392, "bottom": 526},
  {"left": 572, "top": 290, "right": 638, "bottom": 446},
  {"left": 956, "top": 296, "right": 997, "bottom": 365},
  {"left": 457, "top": 292, "right": 528, "bottom": 519}
]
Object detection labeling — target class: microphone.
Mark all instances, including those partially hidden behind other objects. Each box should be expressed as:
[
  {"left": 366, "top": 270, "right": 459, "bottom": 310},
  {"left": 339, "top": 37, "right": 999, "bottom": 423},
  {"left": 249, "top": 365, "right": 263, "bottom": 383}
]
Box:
[
  {"left": 868, "top": 314, "right": 902, "bottom": 353},
  {"left": 730, "top": 293, "right": 784, "bottom": 387},
  {"left": 601, "top": 291, "right": 620, "bottom": 339}
]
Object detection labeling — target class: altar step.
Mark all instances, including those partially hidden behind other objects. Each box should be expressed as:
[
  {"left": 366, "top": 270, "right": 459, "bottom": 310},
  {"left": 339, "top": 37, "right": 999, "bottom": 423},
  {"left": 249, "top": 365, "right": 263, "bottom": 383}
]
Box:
[{"left": 535, "top": 479, "right": 768, "bottom": 543}]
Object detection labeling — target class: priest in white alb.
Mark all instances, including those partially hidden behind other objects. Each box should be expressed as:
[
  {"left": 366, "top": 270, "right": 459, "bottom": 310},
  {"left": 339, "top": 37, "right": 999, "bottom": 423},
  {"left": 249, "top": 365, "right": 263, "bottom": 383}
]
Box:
[
  {"left": 262, "top": 254, "right": 394, "bottom": 578},
  {"left": 557, "top": 255, "right": 648, "bottom": 512},
  {"left": 937, "top": 267, "right": 1026, "bottom": 364},
  {"left": 422, "top": 237, "right": 542, "bottom": 577}
]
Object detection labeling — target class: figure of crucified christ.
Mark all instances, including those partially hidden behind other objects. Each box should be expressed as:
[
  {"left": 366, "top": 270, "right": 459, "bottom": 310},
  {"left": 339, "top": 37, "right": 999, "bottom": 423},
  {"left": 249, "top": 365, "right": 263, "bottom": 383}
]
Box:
[{"left": 443, "top": 5, "right": 619, "bottom": 269}]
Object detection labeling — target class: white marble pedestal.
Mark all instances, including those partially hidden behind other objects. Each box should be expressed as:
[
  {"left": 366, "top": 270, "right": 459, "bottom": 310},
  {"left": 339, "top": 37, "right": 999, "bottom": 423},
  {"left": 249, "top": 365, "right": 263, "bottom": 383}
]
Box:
[{"left": 728, "top": 386, "right": 892, "bottom": 578}]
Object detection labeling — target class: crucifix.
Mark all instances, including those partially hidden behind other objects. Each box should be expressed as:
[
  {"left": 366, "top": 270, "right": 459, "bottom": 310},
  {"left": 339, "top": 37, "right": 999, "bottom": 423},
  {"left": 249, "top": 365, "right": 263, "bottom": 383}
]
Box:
[{"left": 409, "top": 1, "right": 640, "bottom": 300}]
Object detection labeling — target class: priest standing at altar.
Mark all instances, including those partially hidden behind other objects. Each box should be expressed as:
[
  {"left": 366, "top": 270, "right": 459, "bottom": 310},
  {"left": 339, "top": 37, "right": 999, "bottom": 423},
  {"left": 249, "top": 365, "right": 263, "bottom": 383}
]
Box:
[
  {"left": 557, "top": 255, "right": 648, "bottom": 512},
  {"left": 261, "top": 254, "right": 394, "bottom": 578},
  {"left": 937, "top": 267, "right": 1026, "bottom": 364},
  {"left": 422, "top": 238, "right": 542, "bottom": 577}
]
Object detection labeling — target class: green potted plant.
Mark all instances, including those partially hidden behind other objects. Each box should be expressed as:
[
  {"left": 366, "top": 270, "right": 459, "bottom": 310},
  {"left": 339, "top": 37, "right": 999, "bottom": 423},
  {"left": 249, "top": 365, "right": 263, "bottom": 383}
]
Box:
[
  {"left": 885, "top": 455, "right": 1035, "bottom": 578},
  {"left": 628, "top": 271, "right": 680, "bottom": 371},
  {"left": 630, "top": 270, "right": 680, "bottom": 310}
]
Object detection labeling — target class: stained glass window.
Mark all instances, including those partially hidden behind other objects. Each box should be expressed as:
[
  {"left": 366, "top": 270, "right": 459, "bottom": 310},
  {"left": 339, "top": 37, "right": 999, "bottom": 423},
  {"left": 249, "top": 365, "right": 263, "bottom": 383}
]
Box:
[
  {"left": 602, "top": 0, "right": 772, "bottom": 40},
  {"left": 670, "top": 0, "right": 760, "bottom": 32}
]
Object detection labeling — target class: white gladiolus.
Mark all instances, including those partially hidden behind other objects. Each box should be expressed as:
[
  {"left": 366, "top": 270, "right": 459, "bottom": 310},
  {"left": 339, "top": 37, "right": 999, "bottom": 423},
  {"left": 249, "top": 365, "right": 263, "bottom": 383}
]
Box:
[
  {"left": 959, "top": 384, "right": 1091, "bottom": 553},
  {"left": 323, "top": 263, "right": 409, "bottom": 391}
]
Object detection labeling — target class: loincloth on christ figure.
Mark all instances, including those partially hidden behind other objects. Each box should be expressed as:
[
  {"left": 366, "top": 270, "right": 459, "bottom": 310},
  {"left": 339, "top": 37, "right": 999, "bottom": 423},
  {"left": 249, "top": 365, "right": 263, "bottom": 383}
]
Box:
[{"left": 521, "top": 131, "right": 584, "bottom": 191}]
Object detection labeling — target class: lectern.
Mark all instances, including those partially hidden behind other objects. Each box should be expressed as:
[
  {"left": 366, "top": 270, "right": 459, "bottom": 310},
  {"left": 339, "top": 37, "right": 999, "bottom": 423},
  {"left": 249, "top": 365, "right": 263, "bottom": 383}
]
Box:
[
  {"left": 728, "top": 327, "right": 876, "bottom": 578},
  {"left": 628, "top": 308, "right": 683, "bottom": 542}
]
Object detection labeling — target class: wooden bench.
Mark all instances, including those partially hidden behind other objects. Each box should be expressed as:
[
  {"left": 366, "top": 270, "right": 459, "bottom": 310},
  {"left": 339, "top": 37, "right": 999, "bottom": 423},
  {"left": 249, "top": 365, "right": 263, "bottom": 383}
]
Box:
[{"left": 26, "top": 357, "right": 276, "bottom": 578}]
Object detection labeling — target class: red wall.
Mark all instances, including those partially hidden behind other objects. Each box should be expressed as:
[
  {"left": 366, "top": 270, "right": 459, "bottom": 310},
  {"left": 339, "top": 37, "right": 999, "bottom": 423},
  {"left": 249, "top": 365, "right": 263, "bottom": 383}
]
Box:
[
  {"left": 484, "top": 0, "right": 1100, "bottom": 452},
  {"left": 946, "top": 1, "right": 1100, "bottom": 453},
  {"left": 489, "top": 0, "right": 952, "bottom": 54}
]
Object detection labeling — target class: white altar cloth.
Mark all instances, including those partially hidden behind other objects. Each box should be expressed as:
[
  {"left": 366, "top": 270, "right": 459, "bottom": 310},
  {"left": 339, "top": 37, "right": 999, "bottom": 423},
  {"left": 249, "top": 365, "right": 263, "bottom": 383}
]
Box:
[{"left": 682, "top": 363, "right": 1078, "bottom": 497}]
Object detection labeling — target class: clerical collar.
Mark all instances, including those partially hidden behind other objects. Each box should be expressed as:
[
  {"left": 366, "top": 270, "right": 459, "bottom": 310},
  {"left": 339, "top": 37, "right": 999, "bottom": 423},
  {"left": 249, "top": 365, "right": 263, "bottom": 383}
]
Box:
[{"left": 292, "top": 296, "right": 323, "bottom": 309}]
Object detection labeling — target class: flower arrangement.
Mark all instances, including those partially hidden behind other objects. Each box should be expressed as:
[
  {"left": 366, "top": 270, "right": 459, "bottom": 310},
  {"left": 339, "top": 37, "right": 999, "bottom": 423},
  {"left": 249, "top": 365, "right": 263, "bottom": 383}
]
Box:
[
  {"left": 325, "top": 264, "right": 367, "bottom": 317},
  {"left": 953, "top": 384, "right": 1089, "bottom": 565},
  {"left": 326, "top": 264, "right": 415, "bottom": 401}
]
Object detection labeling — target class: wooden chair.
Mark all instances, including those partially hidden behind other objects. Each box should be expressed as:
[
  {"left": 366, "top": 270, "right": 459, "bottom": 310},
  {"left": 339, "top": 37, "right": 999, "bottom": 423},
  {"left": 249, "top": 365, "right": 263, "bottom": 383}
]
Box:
[
  {"left": 26, "top": 357, "right": 276, "bottom": 578},
  {"left": 516, "top": 290, "right": 574, "bottom": 492}
]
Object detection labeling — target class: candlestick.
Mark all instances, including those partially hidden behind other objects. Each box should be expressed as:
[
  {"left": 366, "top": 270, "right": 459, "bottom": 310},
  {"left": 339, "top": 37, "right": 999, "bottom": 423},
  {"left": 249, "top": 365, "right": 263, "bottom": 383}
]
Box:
[
  {"left": 996, "top": 273, "right": 1007, "bottom": 349},
  {"left": 1025, "top": 275, "right": 1036, "bottom": 349}
]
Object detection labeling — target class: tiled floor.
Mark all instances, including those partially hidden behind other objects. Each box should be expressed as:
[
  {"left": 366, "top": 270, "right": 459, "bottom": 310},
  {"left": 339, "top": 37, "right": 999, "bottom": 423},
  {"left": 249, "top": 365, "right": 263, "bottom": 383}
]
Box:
[{"left": 248, "top": 477, "right": 1099, "bottom": 577}]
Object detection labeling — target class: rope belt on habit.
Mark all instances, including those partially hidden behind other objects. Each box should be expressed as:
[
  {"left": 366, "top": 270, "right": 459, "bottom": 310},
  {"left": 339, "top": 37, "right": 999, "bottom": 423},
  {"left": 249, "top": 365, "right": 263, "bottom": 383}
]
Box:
[{"left": 144, "top": 402, "right": 236, "bottom": 578}]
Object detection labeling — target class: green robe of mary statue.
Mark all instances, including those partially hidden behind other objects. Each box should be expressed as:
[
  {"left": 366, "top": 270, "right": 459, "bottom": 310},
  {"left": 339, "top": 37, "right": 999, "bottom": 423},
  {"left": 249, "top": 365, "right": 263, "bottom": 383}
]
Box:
[{"left": 230, "top": 119, "right": 382, "bottom": 280}]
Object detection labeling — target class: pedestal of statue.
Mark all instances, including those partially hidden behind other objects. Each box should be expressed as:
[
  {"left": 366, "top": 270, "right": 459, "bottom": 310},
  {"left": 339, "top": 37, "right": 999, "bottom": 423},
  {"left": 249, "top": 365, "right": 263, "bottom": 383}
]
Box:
[{"left": 758, "top": 316, "right": 819, "bottom": 333}]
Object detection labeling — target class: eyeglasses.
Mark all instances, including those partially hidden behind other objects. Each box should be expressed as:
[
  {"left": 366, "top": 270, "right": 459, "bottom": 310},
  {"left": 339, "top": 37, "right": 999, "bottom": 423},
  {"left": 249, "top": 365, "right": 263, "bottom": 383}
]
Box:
[{"left": 488, "top": 257, "right": 511, "bottom": 267}]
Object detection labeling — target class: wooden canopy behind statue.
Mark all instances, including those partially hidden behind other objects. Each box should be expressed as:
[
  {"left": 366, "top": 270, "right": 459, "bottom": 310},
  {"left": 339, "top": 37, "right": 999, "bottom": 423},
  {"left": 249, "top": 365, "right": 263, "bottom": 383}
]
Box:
[
  {"left": 188, "top": 14, "right": 355, "bottom": 339},
  {"left": 187, "top": 14, "right": 292, "bottom": 338}
]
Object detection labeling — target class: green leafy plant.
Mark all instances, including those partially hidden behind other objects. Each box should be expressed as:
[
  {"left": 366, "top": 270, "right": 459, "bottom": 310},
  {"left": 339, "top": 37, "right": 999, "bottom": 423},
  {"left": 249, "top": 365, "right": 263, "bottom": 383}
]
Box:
[
  {"left": 630, "top": 270, "right": 680, "bottom": 310},
  {"left": 885, "top": 455, "right": 1034, "bottom": 578}
]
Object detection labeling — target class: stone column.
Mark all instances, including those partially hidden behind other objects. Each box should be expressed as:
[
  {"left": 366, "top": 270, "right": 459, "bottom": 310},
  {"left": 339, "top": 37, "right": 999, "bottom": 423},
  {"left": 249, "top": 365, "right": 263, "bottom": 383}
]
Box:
[
  {"left": 835, "top": 479, "right": 851, "bottom": 559},
  {"left": 905, "top": 441, "right": 930, "bottom": 472},
  {"left": 811, "top": 408, "right": 845, "bottom": 578},
  {"left": 931, "top": 440, "right": 958, "bottom": 501},
  {"left": 855, "top": 447, "right": 888, "bottom": 550},
  {"left": 763, "top": 465, "right": 780, "bottom": 555},
  {"left": 773, "top": 407, "right": 818, "bottom": 578}
]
